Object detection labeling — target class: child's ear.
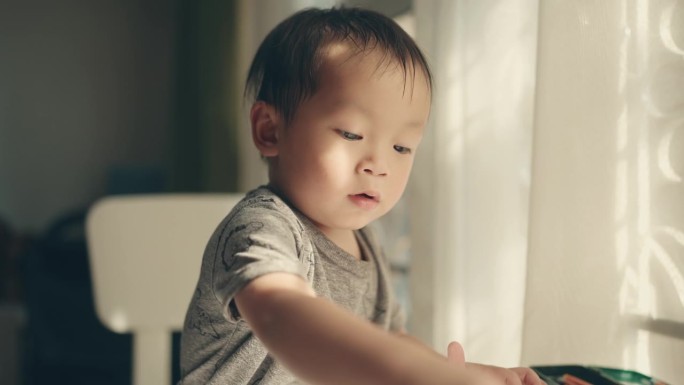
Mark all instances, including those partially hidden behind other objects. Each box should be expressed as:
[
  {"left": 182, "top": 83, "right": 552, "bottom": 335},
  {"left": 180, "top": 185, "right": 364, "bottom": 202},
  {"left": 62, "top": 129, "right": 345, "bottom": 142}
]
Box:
[{"left": 250, "top": 101, "right": 281, "bottom": 157}]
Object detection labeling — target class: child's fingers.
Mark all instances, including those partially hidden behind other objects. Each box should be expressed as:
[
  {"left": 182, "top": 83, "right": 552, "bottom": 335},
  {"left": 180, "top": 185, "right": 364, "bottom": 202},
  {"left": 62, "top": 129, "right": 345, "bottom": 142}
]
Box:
[
  {"left": 510, "top": 367, "right": 547, "bottom": 385},
  {"left": 446, "top": 341, "right": 465, "bottom": 366}
]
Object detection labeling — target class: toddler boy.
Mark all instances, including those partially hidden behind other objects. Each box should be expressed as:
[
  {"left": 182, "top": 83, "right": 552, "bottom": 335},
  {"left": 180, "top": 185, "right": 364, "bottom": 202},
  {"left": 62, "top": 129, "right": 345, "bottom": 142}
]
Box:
[{"left": 180, "top": 7, "right": 543, "bottom": 385}]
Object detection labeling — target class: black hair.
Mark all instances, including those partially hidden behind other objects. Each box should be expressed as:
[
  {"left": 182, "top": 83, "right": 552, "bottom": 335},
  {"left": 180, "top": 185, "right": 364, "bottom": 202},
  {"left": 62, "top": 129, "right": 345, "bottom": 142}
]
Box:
[{"left": 245, "top": 6, "right": 432, "bottom": 125}]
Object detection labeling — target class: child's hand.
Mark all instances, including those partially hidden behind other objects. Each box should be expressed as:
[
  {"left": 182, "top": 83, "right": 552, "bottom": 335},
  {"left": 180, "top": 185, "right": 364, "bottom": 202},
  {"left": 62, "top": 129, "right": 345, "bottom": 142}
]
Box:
[
  {"left": 446, "top": 341, "right": 546, "bottom": 385},
  {"left": 465, "top": 363, "right": 545, "bottom": 385}
]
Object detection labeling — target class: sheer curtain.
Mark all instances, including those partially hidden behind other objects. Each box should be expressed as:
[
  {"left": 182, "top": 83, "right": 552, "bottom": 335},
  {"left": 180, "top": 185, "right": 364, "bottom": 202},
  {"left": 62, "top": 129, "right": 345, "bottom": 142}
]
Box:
[
  {"left": 412, "top": 0, "right": 683, "bottom": 382},
  {"left": 410, "top": 0, "right": 538, "bottom": 367},
  {"left": 522, "top": 1, "right": 683, "bottom": 383}
]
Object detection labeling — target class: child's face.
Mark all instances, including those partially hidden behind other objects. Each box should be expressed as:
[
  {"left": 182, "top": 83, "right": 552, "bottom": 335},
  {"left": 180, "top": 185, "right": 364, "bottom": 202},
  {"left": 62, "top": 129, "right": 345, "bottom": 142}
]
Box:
[{"left": 267, "top": 45, "right": 430, "bottom": 237}]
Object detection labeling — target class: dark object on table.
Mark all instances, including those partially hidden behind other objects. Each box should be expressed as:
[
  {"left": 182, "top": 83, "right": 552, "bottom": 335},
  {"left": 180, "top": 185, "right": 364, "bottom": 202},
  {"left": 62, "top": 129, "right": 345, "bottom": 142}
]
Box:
[{"left": 532, "top": 365, "right": 670, "bottom": 385}]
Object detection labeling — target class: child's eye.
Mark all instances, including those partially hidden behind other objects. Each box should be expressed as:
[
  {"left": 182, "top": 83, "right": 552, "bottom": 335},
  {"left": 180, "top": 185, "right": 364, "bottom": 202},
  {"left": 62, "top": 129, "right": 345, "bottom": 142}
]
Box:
[
  {"left": 337, "top": 129, "right": 363, "bottom": 141},
  {"left": 394, "top": 145, "right": 412, "bottom": 154}
]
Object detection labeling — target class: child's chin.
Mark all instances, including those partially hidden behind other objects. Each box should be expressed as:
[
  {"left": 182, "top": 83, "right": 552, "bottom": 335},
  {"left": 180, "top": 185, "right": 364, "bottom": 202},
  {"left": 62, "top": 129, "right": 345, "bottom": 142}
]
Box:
[
  {"left": 344, "top": 218, "right": 376, "bottom": 230},
  {"left": 325, "top": 212, "right": 382, "bottom": 231}
]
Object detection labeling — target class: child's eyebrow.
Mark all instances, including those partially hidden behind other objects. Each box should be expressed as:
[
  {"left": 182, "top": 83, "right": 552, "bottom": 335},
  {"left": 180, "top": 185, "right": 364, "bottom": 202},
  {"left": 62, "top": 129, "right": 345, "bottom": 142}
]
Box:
[
  {"left": 329, "top": 100, "right": 426, "bottom": 129},
  {"left": 327, "top": 100, "right": 370, "bottom": 119}
]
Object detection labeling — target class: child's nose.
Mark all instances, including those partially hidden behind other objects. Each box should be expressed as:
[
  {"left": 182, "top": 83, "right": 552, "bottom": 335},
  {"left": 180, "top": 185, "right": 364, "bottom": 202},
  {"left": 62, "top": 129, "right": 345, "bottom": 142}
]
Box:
[{"left": 357, "top": 157, "right": 388, "bottom": 176}]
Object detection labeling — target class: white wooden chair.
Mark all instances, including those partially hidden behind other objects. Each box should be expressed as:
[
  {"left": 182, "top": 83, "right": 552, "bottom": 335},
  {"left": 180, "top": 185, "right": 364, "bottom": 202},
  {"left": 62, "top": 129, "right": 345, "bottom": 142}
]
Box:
[{"left": 85, "top": 194, "right": 242, "bottom": 385}]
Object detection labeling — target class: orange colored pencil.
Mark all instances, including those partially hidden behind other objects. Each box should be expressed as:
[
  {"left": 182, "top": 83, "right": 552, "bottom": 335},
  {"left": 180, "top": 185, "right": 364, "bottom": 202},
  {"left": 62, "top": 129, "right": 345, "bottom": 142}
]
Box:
[{"left": 562, "top": 373, "right": 593, "bottom": 385}]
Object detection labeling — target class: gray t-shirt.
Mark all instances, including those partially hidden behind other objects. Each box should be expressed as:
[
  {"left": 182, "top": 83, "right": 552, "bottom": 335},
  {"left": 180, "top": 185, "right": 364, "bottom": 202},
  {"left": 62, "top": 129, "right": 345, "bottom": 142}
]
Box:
[{"left": 179, "top": 186, "right": 403, "bottom": 384}]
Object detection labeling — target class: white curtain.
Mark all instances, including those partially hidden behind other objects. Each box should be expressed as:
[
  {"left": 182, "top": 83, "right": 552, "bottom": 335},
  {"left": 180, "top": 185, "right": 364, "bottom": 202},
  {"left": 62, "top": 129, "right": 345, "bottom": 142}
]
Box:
[
  {"left": 522, "top": 1, "right": 683, "bottom": 383},
  {"left": 410, "top": 0, "right": 539, "bottom": 367},
  {"left": 412, "top": 0, "right": 683, "bottom": 383}
]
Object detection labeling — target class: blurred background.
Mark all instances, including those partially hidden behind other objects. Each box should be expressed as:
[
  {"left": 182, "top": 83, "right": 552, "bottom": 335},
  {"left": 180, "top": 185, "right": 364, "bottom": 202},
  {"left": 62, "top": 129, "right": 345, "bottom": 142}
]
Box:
[{"left": 0, "top": 0, "right": 682, "bottom": 384}]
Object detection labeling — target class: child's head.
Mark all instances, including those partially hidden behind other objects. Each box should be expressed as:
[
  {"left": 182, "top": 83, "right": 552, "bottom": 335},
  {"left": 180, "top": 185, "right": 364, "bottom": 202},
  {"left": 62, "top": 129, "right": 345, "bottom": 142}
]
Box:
[{"left": 246, "top": 7, "right": 432, "bottom": 237}]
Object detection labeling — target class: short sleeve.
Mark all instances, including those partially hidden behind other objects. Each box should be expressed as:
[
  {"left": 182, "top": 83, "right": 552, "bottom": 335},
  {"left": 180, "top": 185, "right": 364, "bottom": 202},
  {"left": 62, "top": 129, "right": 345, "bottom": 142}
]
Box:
[{"left": 210, "top": 204, "right": 309, "bottom": 321}]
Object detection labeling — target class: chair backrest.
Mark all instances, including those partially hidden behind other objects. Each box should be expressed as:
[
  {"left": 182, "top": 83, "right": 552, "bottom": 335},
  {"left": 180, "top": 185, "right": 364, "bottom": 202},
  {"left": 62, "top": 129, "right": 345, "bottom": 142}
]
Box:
[{"left": 86, "top": 193, "right": 242, "bottom": 385}]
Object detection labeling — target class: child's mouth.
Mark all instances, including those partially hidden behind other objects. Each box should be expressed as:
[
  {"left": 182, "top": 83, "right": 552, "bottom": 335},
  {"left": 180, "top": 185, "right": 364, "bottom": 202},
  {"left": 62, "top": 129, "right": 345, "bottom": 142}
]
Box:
[
  {"left": 354, "top": 191, "right": 379, "bottom": 201},
  {"left": 349, "top": 191, "right": 380, "bottom": 209}
]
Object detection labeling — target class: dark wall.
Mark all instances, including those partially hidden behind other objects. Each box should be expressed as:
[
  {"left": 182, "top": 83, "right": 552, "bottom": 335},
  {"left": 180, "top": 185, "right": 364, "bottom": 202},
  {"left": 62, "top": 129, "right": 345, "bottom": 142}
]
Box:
[
  {"left": 0, "top": 1, "right": 240, "bottom": 383},
  {"left": 0, "top": 0, "right": 176, "bottom": 233}
]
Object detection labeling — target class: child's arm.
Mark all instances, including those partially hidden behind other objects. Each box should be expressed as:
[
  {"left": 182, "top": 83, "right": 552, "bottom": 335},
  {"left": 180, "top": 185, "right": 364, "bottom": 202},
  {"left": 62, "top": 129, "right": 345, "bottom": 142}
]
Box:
[
  {"left": 235, "top": 272, "right": 539, "bottom": 385},
  {"left": 235, "top": 272, "right": 471, "bottom": 384}
]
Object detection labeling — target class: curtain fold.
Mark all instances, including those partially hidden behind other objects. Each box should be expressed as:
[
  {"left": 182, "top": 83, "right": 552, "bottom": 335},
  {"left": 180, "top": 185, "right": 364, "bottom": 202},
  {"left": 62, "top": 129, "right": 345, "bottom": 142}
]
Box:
[
  {"left": 411, "top": 0, "right": 539, "bottom": 366},
  {"left": 522, "top": 1, "right": 683, "bottom": 382}
]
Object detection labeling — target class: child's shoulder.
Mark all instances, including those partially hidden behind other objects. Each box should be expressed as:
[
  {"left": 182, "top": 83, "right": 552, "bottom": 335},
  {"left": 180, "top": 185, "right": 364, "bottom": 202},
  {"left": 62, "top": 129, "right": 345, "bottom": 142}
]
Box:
[
  {"left": 222, "top": 185, "right": 305, "bottom": 234},
  {"left": 237, "top": 185, "right": 289, "bottom": 211}
]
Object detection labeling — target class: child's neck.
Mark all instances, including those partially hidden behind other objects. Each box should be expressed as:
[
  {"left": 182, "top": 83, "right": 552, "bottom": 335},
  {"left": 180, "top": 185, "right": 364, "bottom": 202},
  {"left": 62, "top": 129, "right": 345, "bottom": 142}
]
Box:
[
  {"left": 264, "top": 183, "right": 364, "bottom": 260},
  {"left": 320, "top": 227, "right": 362, "bottom": 260}
]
